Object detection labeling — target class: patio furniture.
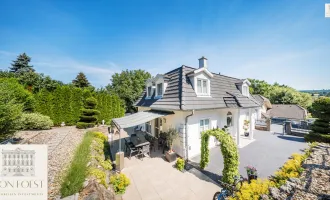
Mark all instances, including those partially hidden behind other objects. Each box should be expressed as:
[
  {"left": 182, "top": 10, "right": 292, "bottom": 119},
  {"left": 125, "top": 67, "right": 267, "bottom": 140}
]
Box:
[
  {"left": 138, "top": 144, "right": 150, "bottom": 160},
  {"left": 128, "top": 145, "right": 139, "bottom": 160},
  {"left": 145, "top": 134, "right": 156, "bottom": 152},
  {"left": 130, "top": 134, "right": 149, "bottom": 147},
  {"left": 124, "top": 138, "right": 134, "bottom": 152}
]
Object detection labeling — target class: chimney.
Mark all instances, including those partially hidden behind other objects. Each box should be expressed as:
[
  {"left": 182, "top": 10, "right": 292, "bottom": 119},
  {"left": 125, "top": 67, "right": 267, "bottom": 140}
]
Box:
[{"left": 198, "top": 56, "right": 207, "bottom": 68}]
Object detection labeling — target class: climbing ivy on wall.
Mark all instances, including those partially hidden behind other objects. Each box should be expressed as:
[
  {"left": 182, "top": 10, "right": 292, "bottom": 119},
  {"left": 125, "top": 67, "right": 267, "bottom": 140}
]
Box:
[
  {"left": 200, "top": 128, "right": 239, "bottom": 184},
  {"left": 34, "top": 86, "right": 124, "bottom": 126}
]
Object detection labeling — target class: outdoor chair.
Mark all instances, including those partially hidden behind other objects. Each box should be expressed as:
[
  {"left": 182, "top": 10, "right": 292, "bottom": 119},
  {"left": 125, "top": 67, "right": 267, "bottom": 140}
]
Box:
[
  {"left": 138, "top": 144, "right": 150, "bottom": 160},
  {"left": 124, "top": 138, "right": 134, "bottom": 152}
]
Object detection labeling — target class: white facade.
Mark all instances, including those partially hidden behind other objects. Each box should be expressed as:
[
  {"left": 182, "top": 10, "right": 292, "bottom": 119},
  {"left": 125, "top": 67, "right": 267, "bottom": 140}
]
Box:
[{"left": 138, "top": 107, "right": 259, "bottom": 159}]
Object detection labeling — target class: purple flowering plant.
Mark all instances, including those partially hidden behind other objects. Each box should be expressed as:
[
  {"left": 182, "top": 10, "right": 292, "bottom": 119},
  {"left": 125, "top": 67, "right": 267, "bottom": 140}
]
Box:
[{"left": 245, "top": 165, "right": 257, "bottom": 176}]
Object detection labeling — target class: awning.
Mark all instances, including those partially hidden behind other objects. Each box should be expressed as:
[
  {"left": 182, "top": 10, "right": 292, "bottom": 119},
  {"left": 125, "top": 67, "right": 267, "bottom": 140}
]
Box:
[{"left": 112, "top": 110, "right": 174, "bottom": 129}]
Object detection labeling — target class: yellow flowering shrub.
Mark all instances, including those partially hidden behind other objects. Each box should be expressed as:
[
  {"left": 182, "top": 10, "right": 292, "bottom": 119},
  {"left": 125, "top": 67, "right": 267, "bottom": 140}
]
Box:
[
  {"left": 272, "top": 153, "right": 305, "bottom": 186},
  {"left": 229, "top": 179, "right": 275, "bottom": 200},
  {"left": 110, "top": 173, "right": 130, "bottom": 194}
]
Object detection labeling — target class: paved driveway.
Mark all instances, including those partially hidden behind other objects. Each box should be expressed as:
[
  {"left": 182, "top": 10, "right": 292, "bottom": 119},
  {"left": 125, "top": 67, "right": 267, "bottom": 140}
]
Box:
[{"left": 190, "top": 125, "right": 308, "bottom": 180}]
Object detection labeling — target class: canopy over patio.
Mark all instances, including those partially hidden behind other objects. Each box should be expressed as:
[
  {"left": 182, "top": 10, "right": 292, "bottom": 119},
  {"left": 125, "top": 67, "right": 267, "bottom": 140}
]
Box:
[{"left": 112, "top": 110, "right": 174, "bottom": 129}]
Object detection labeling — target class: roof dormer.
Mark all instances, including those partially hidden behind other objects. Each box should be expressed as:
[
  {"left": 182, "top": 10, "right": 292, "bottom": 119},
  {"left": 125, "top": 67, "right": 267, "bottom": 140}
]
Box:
[
  {"left": 145, "top": 74, "right": 168, "bottom": 99},
  {"left": 188, "top": 57, "right": 213, "bottom": 97},
  {"left": 236, "top": 79, "right": 251, "bottom": 97}
]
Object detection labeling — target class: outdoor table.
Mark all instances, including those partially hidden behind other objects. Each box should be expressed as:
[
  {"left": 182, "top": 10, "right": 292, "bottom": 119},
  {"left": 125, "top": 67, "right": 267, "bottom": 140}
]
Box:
[{"left": 130, "top": 134, "right": 150, "bottom": 148}]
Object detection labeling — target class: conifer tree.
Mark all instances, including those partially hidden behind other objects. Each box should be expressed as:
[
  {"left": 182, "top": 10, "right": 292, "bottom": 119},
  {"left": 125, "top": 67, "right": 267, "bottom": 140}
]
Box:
[
  {"left": 76, "top": 97, "right": 100, "bottom": 129},
  {"left": 9, "top": 53, "right": 34, "bottom": 73},
  {"left": 72, "top": 72, "right": 90, "bottom": 88}
]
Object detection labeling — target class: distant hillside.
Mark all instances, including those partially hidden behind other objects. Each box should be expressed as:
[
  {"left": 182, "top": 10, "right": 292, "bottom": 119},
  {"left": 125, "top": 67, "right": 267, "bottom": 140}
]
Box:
[
  {"left": 300, "top": 89, "right": 330, "bottom": 97},
  {"left": 300, "top": 89, "right": 330, "bottom": 93}
]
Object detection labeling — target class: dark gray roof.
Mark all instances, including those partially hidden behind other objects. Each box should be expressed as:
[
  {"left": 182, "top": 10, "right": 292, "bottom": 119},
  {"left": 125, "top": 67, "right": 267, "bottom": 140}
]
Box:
[
  {"left": 135, "top": 66, "right": 260, "bottom": 110},
  {"left": 266, "top": 104, "right": 307, "bottom": 120}
]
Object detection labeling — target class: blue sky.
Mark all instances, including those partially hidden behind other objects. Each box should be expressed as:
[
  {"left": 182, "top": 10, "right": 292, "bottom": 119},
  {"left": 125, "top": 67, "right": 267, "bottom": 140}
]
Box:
[{"left": 0, "top": 0, "right": 329, "bottom": 90}]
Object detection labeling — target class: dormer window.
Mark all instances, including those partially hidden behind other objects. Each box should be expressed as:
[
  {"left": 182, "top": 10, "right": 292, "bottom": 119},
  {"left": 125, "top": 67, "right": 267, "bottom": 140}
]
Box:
[
  {"left": 157, "top": 83, "right": 163, "bottom": 96},
  {"left": 147, "top": 86, "right": 152, "bottom": 97},
  {"left": 197, "top": 79, "right": 209, "bottom": 95},
  {"left": 242, "top": 85, "right": 249, "bottom": 96}
]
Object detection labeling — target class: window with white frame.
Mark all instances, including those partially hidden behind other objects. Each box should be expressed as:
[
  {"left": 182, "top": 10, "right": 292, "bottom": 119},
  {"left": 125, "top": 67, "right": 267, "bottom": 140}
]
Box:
[
  {"left": 147, "top": 86, "right": 152, "bottom": 97},
  {"left": 242, "top": 85, "right": 249, "bottom": 96},
  {"left": 157, "top": 83, "right": 163, "bottom": 96},
  {"left": 197, "top": 79, "right": 208, "bottom": 95},
  {"left": 199, "top": 119, "right": 210, "bottom": 138}
]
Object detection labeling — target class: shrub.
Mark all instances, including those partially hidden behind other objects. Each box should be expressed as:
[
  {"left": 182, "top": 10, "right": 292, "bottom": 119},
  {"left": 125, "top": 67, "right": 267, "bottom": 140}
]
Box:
[
  {"left": 176, "top": 158, "right": 185, "bottom": 171},
  {"left": 305, "top": 132, "right": 330, "bottom": 143},
  {"left": 34, "top": 86, "right": 124, "bottom": 126},
  {"left": 60, "top": 132, "right": 94, "bottom": 197},
  {"left": 272, "top": 153, "right": 304, "bottom": 187},
  {"left": 76, "top": 122, "right": 95, "bottom": 129},
  {"left": 77, "top": 97, "right": 99, "bottom": 129},
  {"left": 18, "top": 113, "right": 53, "bottom": 130},
  {"left": 230, "top": 179, "right": 274, "bottom": 200},
  {"left": 110, "top": 173, "right": 130, "bottom": 194}
]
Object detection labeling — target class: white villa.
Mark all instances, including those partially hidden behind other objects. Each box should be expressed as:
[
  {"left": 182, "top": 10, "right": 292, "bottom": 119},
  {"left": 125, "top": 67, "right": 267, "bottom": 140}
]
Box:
[{"left": 113, "top": 57, "right": 263, "bottom": 160}]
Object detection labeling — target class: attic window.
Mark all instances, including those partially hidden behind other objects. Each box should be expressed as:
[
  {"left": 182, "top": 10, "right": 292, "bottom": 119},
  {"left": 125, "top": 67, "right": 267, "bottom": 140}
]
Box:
[
  {"left": 242, "top": 85, "right": 249, "bottom": 96},
  {"left": 147, "top": 86, "right": 152, "bottom": 97},
  {"left": 197, "top": 79, "right": 208, "bottom": 95},
  {"left": 157, "top": 83, "right": 163, "bottom": 96}
]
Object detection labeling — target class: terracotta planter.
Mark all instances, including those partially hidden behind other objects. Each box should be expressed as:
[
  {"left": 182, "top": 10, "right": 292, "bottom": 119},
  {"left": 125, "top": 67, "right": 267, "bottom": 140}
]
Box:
[{"left": 165, "top": 151, "right": 177, "bottom": 162}]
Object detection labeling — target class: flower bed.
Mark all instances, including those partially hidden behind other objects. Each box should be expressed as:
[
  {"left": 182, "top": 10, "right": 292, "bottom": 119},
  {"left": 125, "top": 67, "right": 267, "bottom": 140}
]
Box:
[
  {"left": 59, "top": 131, "right": 113, "bottom": 198},
  {"left": 230, "top": 142, "right": 318, "bottom": 200}
]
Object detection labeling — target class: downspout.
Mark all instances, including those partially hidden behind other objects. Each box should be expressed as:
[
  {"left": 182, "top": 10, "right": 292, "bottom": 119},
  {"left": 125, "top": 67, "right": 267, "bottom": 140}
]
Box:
[{"left": 184, "top": 110, "right": 194, "bottom": 161}]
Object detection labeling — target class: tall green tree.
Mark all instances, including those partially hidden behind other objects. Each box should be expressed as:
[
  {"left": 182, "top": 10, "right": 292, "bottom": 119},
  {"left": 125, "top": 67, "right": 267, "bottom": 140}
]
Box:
[
  {"left": 107, "top": 69, "right": 151, "bottom": 113},
  {"left": 9, "top": 53, "right": 34, "bottom": 73},
  {"left": 249, "top": 78, "right": 313, "bottom": 108},
  {"left": 72, "top": 72, "right": 90, "bottom": 88},
  {"left": 0, "top": 78, "right": 35, "bottom": 136}
]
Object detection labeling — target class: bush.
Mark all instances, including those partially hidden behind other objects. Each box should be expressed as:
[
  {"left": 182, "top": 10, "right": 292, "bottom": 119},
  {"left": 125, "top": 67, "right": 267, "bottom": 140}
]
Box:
[
  {"left": 230, "top": 179, "right": 274, "bottom": 200},
  {"left": 60, "top": 132, "right": 94, "bottom": 197},
  {"left": 18, "top": 113, "right": 53, "bottom": 130},
  {"left": 77, "top": 97, "right": 99, "bottom": 129},
  {"left": 110, "top": 173, "right": 130, "bottom": 194},
  {"left": 305, "top": 132, "right": 330, "bottom": 143},
  {"left": 34, "top": 86, "right": 124, "bottom": 126},
  {"left": 76, "top": 122, "right": 95, "bottom": 129},
  {"left": 176, "top": 158, "right": 185, "bottom": 171},
  {"left": 272, "top": 153, "right": 305, "bottom": 187}
]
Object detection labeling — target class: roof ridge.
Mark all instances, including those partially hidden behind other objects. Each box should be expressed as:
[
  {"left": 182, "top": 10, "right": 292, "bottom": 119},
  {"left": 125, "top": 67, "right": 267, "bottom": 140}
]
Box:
[{"left": 183, "top": 65, "right": 242, "bottom": 81}]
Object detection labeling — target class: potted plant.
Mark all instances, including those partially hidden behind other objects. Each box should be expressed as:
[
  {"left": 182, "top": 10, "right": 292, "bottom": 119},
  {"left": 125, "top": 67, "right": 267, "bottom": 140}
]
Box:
[
  {"left": 243, "top": 120, "right": 250, "bottom": 137},
  {"left": 245, "top": 165, "right": 257, "bottom": 183},
  {"left": 165, "top": 128, "right": 179, "bottom": 162}
]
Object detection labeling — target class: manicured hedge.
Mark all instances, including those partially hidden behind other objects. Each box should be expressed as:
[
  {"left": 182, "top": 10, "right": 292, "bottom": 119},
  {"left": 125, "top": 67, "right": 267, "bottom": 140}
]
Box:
[
  {"left": 34, "top": 86, "right": 124, "bottom": 126},
  {"left": 305, "top": 132, "right": 330, "bottom": 143}
]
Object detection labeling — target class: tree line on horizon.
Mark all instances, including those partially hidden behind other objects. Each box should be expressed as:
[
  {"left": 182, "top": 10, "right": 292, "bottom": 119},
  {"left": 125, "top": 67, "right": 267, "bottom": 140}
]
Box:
[{"left": 1, "top": 53, "right": 315, "bottom": 114}]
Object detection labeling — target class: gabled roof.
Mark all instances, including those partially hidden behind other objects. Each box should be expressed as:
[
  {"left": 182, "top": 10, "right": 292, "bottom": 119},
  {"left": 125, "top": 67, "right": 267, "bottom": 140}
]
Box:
[
  {"left": 266, "top": 104, "right": 307, "bottom": 120},
  {"left": 135, "top": 65, "right": 260, "bottom": 110},
  {"left": 252, "top": 94, "right": 272, "bottom": 109}
]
